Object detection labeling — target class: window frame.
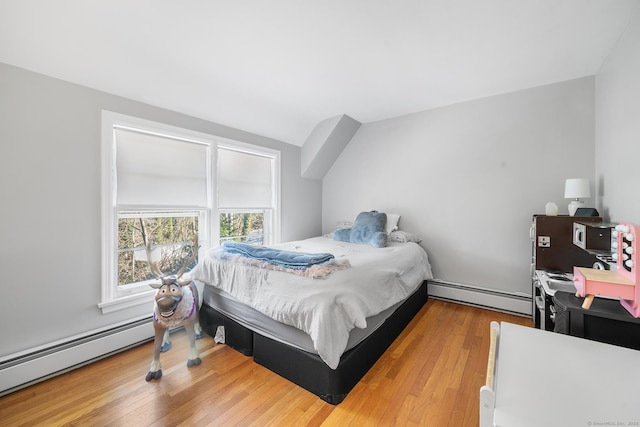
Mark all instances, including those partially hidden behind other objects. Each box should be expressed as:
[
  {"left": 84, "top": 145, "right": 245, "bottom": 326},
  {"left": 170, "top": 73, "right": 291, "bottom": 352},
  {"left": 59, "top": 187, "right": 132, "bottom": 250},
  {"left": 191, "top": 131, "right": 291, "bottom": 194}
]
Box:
[
  {"left": 216, "top": 143, "right": 280, "bottom": 247},
  {"left": 99, "top": 111, "right": 280, "bottom": 314}
]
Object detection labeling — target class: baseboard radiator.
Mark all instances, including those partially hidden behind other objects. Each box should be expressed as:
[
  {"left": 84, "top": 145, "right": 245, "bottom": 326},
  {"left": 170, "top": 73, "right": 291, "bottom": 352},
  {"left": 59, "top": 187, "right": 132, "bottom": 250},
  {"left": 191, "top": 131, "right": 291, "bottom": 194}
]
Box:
[
  {"left": 428, "top": 279, "right": 532, "bottom": 317},
  {"left": 0, "top": 316, "right": 154, "bottom": 397}
]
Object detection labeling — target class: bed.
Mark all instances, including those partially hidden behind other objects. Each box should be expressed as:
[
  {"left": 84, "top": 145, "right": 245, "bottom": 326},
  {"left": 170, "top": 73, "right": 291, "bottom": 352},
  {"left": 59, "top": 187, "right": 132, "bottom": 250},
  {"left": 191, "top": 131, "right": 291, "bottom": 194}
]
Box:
[{"left": 190, "top": 235, "right": 433, "bottom": 404}]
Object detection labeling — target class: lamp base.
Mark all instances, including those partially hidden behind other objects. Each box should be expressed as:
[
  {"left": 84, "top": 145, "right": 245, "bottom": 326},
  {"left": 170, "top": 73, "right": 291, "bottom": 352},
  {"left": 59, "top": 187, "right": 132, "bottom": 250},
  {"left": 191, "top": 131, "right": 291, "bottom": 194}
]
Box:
[{"left": 568, "top": 200, "right": 584, "bottom": 216}]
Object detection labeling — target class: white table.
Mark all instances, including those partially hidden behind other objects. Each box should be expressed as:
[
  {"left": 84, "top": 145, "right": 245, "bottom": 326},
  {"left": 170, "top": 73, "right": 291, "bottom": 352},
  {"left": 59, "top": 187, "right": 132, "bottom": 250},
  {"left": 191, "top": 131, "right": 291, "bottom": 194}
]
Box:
[{"left": 481, "top": 322, "right": 640, "bottom": 427}]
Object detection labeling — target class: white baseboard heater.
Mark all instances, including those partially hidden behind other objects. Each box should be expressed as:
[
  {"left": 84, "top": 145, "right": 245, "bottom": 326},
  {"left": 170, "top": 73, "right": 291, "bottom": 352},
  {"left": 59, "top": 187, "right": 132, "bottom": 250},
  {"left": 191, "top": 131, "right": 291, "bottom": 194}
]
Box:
[
  {"left": 0, "top": 316, "right": 154, "bottom": 397},
  {"left": 428, "top": 279, "right": 532, "bottom": 316}
]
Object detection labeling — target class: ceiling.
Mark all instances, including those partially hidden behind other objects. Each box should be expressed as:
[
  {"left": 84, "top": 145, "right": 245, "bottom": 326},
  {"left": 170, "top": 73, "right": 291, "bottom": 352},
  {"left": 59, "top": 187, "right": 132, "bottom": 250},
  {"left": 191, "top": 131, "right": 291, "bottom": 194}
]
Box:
[{"left": 1, "top": 1, "right": 639, "bottom": 146}]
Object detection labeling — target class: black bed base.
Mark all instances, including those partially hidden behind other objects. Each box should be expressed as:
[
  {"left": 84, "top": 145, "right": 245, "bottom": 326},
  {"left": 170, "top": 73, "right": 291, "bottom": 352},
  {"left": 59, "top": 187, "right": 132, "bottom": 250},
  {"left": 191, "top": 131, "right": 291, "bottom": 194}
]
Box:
[
  {"left": 200, "top": 305, "right": 254, "bottom": 356},
  {"left": 200, "top": 281, "right": 428, "bottom": 405}
]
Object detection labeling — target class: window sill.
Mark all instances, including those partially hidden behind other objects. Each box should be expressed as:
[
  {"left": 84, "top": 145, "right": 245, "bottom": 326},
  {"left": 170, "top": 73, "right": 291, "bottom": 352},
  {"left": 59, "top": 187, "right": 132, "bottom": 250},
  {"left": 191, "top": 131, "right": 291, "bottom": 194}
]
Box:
[{"left": 98, "top": 289, "right": 156, "bottom": 314}]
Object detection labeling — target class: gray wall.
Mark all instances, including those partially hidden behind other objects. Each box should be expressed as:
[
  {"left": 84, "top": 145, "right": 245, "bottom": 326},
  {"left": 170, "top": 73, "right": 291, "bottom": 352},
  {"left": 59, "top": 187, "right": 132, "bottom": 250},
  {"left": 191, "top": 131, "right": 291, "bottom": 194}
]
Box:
[
  {"left": 323, "top": 77, "right": 596, "bottom": 295},
  {"left": 596, "top": 8, "right": 640, "bottom": 225},
  {"left": 0, "top": 62, "right": 321, "bottom": 357},
  {"left": 5, "top": 4, "right": 639, "bottom": 357}
]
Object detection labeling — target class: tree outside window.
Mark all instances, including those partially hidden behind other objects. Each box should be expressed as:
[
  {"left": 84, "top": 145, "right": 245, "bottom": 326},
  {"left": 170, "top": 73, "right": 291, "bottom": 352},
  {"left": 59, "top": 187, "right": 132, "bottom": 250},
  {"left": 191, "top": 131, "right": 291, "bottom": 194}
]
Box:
[
  {"left": 219, "top": 211, "right": 264, "bottom": 244},
  {"left": 117, "top": 213, "right": 199, "bottom": 287}
]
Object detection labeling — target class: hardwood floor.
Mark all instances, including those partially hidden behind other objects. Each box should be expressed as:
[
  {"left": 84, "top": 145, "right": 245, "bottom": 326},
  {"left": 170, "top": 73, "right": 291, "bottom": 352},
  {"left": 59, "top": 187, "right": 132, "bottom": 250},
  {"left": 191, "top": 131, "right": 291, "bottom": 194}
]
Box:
[{"left": 0, "top": 299, "right": 531, "bottom": 426}]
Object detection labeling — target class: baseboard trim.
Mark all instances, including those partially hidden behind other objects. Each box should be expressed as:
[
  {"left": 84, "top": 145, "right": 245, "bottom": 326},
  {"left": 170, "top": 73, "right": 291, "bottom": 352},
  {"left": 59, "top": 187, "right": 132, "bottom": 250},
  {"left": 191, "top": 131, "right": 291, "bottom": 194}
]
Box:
[
  {"left": 428, "top": 279, "right": 532, "bottom": 317},
  {"left": 0, "top": 316, "right": 154, "bottom": 397},
  {"left": 1, "top": 281, "right": 531, "bottom": 396}
]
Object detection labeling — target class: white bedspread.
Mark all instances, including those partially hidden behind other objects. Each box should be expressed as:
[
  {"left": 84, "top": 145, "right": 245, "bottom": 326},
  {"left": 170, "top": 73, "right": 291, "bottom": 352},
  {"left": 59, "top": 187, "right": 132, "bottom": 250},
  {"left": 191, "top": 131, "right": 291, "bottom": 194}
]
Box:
[{"left": 190, "top": 236, "right": 433, "bottom": 369}]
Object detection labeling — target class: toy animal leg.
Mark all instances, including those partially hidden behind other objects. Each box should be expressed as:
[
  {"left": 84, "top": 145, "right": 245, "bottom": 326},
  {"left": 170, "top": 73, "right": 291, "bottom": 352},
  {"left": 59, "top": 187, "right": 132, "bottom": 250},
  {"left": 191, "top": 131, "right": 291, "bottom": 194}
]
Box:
[
  {"left": 145, "top": 325, "right": 166, "bottom": 381},
  {"left": 189, "top": 282, "right": 204, "bottom": 340},
  {"left": 184, "top": 317, "right": 202, "bottom": 368},
  {"left": 194, "top": 316, "right": 204, "bottom": 340},
  {"left": 160, "top": 329, "right": 172, "bottom": 352},
  {"left": 194, "top": 322, "right": 204, "bottom": 340}
]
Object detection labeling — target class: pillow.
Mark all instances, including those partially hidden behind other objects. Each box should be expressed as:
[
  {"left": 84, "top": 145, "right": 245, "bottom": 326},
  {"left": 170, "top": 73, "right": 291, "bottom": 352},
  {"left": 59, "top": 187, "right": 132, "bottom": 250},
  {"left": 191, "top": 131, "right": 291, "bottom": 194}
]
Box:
[
  {"left": 324, "top": 221, "right": 353, "bottom": 238},
  {"left": 333, "top": 211, "right": 388, "bottom": 247},
  {"left": 336, "top": 220, "right": 353, "bottom": 229},
  {"left": 385, "top": 214, "right": 401, "bottom": 234},
  {"left": 350, "top": 211, "right": 387, "bottom": 247},
  {"left": 388, "top": 230, "right": 422, "bottom": 243},
  {"left": 333, "top": 227, "right": 351, "bottom": 241}
]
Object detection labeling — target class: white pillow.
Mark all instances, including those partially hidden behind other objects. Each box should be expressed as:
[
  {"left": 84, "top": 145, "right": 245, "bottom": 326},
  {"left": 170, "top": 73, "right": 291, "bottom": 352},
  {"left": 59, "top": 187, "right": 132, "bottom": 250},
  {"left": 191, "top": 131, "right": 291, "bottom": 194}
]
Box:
[
  {"left": 324, "top": 220, "right": 353, "bottom": 238},
  {"left": 388, "top": 230, "right": 422, "bottom": 243},
  {"left": 385, "top": 214, "right": 401, "bottom": 235},
  {"left": 336, "top": 220, "right": 353, "bottom": 230}
]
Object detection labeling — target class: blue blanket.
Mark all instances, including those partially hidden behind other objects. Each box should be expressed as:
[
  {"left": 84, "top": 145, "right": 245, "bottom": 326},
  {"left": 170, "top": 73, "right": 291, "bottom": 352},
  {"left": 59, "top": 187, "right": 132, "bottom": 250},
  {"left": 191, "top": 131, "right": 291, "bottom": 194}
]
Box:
[{"left": 222, "top": 241, "right": 334, "bottom": 270}]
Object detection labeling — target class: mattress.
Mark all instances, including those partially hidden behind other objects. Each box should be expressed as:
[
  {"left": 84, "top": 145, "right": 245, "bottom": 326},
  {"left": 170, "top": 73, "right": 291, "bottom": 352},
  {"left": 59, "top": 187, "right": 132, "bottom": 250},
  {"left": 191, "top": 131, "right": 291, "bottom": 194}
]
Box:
[
  {"left": 191, "top": 236, "right": 433, "bottom": 368},
  {"left": 202, "top": 282, "right": 411, "bottom": 354}
]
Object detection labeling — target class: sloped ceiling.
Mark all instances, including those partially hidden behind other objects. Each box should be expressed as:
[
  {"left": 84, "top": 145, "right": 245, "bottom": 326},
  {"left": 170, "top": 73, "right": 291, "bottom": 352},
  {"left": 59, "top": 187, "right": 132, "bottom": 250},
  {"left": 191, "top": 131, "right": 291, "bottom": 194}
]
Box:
[{"left": 1, "top": 0, "right": 638, "bottom": 146}]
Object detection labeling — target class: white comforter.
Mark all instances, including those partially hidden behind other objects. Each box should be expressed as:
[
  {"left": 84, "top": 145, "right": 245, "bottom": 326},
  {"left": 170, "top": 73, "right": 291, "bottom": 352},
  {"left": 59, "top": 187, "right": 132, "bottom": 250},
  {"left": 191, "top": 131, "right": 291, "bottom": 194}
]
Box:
[{"left": 190, "top": 236, "right": 433, "bottom": 369}]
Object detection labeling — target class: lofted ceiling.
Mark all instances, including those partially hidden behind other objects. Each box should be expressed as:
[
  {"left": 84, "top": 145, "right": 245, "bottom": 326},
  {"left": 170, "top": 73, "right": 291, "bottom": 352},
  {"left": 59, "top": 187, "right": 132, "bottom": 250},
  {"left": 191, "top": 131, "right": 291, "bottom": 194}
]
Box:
[{"left": 1, "top": 0, "right": 639, "bottom": 146}]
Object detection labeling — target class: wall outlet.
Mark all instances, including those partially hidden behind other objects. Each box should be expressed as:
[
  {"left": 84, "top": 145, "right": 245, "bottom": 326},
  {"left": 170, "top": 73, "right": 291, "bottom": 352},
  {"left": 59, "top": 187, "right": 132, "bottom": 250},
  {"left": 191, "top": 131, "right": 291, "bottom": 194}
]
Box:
[{"left": 538, "top": 236, "right": 551, "bottom": 247}]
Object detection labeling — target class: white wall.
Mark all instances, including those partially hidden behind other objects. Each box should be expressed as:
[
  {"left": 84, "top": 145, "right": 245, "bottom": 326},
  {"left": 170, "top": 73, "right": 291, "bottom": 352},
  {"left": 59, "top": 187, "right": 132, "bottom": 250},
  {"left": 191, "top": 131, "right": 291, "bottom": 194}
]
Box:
[
  {"left": 323, "top": 77, "right": 596, "bottom": 295},
  {"left": 596, "top": 8, "right": 640, "bottom": 224},
  {"left": 0, "top": 62, "right": 322, "bottom": 357}
]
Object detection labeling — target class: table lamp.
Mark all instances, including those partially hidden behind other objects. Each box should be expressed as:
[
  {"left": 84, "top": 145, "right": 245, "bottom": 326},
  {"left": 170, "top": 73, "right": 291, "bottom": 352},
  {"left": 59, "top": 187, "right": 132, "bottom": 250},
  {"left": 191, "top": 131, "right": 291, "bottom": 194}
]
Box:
[{"left": 564, "top": 178, "right": 590, "bottom": 216}]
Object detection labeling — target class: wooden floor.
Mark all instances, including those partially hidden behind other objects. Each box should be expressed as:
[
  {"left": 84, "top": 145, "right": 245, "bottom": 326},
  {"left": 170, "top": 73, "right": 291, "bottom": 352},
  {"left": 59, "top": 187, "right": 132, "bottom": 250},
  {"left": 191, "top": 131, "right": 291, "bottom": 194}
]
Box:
[{"left": 0, "top": 299, "right": 531, "bottom": 426}]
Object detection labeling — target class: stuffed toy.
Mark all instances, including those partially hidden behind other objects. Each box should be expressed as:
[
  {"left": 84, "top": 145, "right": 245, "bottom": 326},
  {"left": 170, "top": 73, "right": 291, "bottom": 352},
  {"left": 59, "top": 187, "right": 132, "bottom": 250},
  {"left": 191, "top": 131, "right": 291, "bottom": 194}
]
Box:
[
  {"left": 334, "top": 211, "right": 388, "bottom": 248},
  {"left": 145, "top": 277, "right": 204, "bottom": 381}
]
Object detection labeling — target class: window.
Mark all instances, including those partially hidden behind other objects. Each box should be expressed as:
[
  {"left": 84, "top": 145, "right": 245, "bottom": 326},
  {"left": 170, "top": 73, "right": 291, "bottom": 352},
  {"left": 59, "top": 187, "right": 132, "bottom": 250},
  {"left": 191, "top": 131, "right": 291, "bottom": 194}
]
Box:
[
  {"left": 217, "top": 146, "right": 278, "bottom": 246},
  {"left": 100, "top": 112, "right": 280, "bottom": 313},
  {"left": 117, "top": 211, "right": 200, "bottom": 288}
]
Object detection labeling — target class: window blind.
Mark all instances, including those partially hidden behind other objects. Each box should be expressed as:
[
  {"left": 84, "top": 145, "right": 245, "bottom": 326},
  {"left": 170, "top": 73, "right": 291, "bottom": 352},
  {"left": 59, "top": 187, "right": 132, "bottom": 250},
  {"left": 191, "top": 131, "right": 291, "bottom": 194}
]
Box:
[
  {"left": 114, "top": 127, "right": 209, "bottom": 207},
  {"left": 217, "top": 147, "right": 273, "bottom": 208}
]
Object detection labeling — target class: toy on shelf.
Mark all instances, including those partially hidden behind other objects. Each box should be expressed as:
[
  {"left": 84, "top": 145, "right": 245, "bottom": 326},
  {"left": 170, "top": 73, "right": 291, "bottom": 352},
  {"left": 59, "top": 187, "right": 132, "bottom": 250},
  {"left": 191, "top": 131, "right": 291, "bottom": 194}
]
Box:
[{"left": 573, "top": 223, "right": 640, "bottom": 318}]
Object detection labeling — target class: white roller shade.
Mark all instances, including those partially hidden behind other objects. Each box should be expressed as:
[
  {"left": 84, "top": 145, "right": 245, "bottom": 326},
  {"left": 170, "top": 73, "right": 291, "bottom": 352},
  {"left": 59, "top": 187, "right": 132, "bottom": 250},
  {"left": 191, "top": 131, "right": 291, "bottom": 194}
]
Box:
[
  {"left": 218, "top": 147, "right": 273, "bottom": 208},
  {"left": 115, "top": 127, "right": 209, "bottom": 206}
]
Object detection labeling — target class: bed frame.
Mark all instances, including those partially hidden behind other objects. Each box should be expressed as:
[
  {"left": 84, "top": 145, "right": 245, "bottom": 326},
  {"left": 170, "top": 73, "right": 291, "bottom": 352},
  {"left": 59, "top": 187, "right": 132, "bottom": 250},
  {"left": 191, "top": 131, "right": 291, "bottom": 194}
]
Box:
[{"left": 199, "top": 280, "right": 428, "bottom": 404}]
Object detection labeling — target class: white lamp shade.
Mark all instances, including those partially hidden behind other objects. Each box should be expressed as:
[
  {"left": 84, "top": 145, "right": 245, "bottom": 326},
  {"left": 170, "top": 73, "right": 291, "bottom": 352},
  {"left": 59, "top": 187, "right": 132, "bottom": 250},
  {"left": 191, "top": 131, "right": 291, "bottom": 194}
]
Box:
[{"left": 564, "top": 178, "right": 590, "bottom": 199}]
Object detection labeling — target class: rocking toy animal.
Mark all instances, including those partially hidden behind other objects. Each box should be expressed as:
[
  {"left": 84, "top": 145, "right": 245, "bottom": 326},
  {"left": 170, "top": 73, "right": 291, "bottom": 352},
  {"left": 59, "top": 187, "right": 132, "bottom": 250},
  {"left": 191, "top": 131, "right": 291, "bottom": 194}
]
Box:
[{"left": 145, "top": 276, "right": 204, "bottom": 381}]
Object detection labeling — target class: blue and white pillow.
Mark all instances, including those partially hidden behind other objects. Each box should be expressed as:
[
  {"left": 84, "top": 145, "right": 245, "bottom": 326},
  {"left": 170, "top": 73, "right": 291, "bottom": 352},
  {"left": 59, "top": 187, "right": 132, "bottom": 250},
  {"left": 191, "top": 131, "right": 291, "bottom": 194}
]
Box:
[{"left": 334, "top": 211, "right": 388, "bottom": 248}]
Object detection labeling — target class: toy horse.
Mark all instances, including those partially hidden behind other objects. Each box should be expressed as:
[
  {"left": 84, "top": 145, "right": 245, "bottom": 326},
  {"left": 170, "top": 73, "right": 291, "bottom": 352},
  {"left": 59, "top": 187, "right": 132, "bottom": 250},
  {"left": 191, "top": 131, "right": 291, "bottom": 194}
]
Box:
[{"left": 145, "top": 276, "right": 204, "bottom": 381}]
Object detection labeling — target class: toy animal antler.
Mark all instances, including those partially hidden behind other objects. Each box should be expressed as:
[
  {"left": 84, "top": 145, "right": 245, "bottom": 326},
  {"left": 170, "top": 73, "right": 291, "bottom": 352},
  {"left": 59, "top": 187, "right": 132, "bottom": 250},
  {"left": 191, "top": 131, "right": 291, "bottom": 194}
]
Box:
[
  {"left": 139, "top": 218, "right": 164, "bottom": 278},
  {"left": 138, "top": 218, "right": 198, "bottom": 279}
]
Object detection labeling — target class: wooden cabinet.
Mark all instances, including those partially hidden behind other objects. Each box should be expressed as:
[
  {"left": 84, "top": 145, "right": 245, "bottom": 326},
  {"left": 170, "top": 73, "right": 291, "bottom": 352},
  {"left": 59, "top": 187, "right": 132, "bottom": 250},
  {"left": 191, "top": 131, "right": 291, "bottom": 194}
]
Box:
[
  {"left": 531, "top": 215, "right": 603, "bottom": 329},
  {"left": 532, "top": 214, "right": 602, "bottom": 273}
]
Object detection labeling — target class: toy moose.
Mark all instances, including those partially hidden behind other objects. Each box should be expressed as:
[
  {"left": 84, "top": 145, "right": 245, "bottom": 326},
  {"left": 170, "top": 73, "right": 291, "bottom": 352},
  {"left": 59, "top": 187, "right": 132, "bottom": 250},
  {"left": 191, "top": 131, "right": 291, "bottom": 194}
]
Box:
[{"left": 145, "top": 244, "right": 204, "bottom": 381}]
